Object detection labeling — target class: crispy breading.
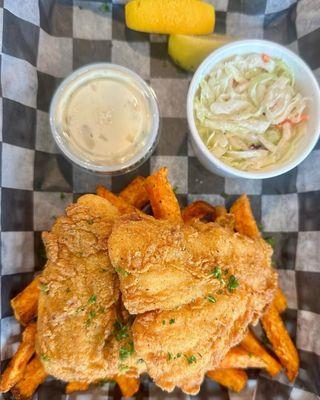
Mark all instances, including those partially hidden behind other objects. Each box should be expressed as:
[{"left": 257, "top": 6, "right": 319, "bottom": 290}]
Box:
[
  {"left": 108, "top": 214, "right": 276, "bottom": 314},
  {"left": 132, "top": 290, "right": 270, "bottom": 394},
  {"left": 37, "top": 195, "right": 120, "bottom": 382}
]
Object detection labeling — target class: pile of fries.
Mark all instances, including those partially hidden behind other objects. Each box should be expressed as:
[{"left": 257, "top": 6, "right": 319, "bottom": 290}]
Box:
[{"left": 0, "top": 167, "right": 299, "bottom": 398}]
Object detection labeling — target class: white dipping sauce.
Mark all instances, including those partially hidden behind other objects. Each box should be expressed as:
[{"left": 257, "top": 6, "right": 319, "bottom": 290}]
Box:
[{"left": 54, "top": 68, "right": 154, "bottom": 167}]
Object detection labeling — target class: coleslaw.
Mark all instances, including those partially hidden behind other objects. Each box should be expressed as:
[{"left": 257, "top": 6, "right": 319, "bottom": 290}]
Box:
[{"left": 194, "top": 53, "right": 308, "bottom": 171}]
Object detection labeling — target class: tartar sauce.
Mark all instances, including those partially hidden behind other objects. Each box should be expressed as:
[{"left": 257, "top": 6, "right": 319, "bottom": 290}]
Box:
[
  {"left": 51, "top": 65, "right": 159, "bottom": 172},
  {"left": 61, "top": 76, "right": 151, "bottom": 165}
]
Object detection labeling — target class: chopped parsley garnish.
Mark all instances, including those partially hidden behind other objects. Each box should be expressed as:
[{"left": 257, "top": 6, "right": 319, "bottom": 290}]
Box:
[
  {"left": 162, "top": 320, "right": 166, "bottom": 325},
  {"left": 169, "top": 318, "right": 175, "bottom": 324},
  {"left": 115, "top": 267, "right": 130, "bottom": 277},
  {"left": 248, "top": 352, "right": 253, "bottom": 358},
  {"left": 40, "top": 353, "right": 50, "bottom": 361},
  {"left": 88, "top": 294, "right": 97, "bottom": 304},
  {"left": 258, "top": 223, "right": 264, "bottom": 232},
  {"left": 85, "top": 310, "right": 96, "bottom": 326},
  {"left": 207, "top": 295, "right": 217, "bottom": 303},
  {"left": 119, "top": 364, "right": 129, "bottom": 372},
  {"left": 113, "top": 320, "right": 129, "bottom": 341},
  {"left": 186, "top": 355, "right": 197, "bottom": 364},
  {"left": 100, "top": 3, "right": 110, "bottom": 12},
  {"left": 212, "top": 266, "right": 222, "bottom": 280},
  {"left": 227, "top": 275, "right": 239, "bottom": 292},
  {"left": 167, "top": 352, "right": 182, "bottom": 361},
  {"left": 119, "top": 342, "right": 134, "bottom": 360},
  {"left": 223, "top": 269, "right": 229, "bottom": 275},
  {"left": 265, "top": 236, "right": 276, "bottom": 248},
  {"left": 60, "top": 192, "right": 65, "bottom": 200},
  {"left": 40, "top": 284, "right": 49, "bottom": 294}
]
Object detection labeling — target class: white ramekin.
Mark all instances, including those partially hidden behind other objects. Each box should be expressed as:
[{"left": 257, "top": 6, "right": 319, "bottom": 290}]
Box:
[
  {"left": 50, "top": 63, "right": 160, "bottom": 175},
  {"left": 187, "top": 39, "right": 320, "bottom": 179}
]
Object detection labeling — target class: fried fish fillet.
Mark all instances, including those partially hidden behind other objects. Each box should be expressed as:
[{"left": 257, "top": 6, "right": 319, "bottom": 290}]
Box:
[
  {"left": 37, "top": 195, "right": 121, "bottom": 382},
  {"left": 133, "top": 293, "right": 258, "bottom": 394},
  {"left": 108, "top": 214, "right": 276, "bottom": 314},
  {"left": 108, "top": 214, "right": 277, "bottom": 394}
]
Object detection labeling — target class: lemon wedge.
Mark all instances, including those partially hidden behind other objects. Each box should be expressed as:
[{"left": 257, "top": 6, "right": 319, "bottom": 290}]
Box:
[
  {"left": 168, "top": 34, "right": 235, "bottom": 72},
  {"left": 125, "top": 0, "right": 215, "bottom": 35}
]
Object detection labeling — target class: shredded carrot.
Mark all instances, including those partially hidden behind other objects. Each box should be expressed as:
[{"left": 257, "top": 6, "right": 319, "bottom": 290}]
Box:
[
  {"left": 277, "top": 114, "right": 309, "bottom": 127},
  {"left": 262, "top": 53, "right": 270, "bottom": 63}
]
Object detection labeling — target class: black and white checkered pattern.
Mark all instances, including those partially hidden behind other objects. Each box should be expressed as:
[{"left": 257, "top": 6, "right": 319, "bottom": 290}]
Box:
[{"left": 1, "top": 0, "right": 320, "bottom": 399}]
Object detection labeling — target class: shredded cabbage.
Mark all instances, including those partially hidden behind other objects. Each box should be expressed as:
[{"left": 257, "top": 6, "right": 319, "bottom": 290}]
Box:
[{"left": 194, "top": 53, "right": 308, "bottom": 171}]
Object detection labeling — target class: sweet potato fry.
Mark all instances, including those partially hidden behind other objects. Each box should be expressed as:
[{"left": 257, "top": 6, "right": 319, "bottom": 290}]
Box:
[
  {"left": 273, "top": 288, "right": 287, "bottom": 314},
  {"left": 219, "top": 346, "right": 266, "bottom": 369},
  {"left": 144, "top": 167, "right": 182, "bottom": 222},
  {"left": 96, "top": 185, "right": 139, "bottom": 215},
  {"left": 261, "top": 304, "right": 299, "bottom": 381},
  {"left": 241, "top": 329, "right": 281, "bottom": 377},
  {"left": 113, "top": 375, "right": 140, "bottom": 398},
  {"left": 11, "top": 276, "right": 40, "bottom": 326},
  {"left": 11, "top": 356, "right": 47, "bottom": 400},
  {"left": 119, "top": 176, "right": 149, "bottom": 209},
  {"left": 66, "top": 381, "right": 89, "bottom": 393},
  {"left": 0, "top": 323, "right": 37, "bottom": 393},
  {"left": 207, "top": 368, "right": 247, "bottom": 392},
  {"left": 182, "top": 201, "right": 216, "bottom": 222},
  {"left": 230, "top": 194, "right": 260, "bottom": 238}
]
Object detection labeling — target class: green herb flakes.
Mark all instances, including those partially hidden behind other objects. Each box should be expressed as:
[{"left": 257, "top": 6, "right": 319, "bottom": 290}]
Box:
[
  {"left": 88, "top": 294, "right": 97, "bottom": 304},
  {"left": 212, "top": 266, "right": 222, "bottom": 280},
  {"left": 119, "top": 342, "right": 134, "bottom": 360},
  {"left": 60, "top": 192, "right": 65, "bottom": 200},
  {"left": 40, "top": 353, "right": 50, "bottom": 361},
  {"left": 207, "top": 295, "right": 217, "bottom": 303},
  {"left": 40, "top": 284, "right": 49, "bottom": 294},
  {"left": 169, "top": 318, "right": 175, "bottom": 324},
  {"left": 85, "top": 310, "right": 97, "bottom": 326},
  {"left": 119, "top": 364, "right": 129, "bottom": 372},
  {"left": 113, "top": 320, "right": 129, "bottom": 341},
  {"left": 186, "top": 355, "right": 197, "bottom": 364},
  {"left": 227, "top": 275, "right": 239, "bottom": 292},
  {"left": 167, "top": 352, "right": 173, "bottom": 361},
  {"left": 115, "top": 267, "right": 129, "bottom": 277}
]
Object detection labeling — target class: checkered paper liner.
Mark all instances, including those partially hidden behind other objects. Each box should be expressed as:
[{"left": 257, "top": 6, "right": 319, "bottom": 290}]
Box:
[{"left": 1, "top": 0, "right": 320, "bottom": 399}]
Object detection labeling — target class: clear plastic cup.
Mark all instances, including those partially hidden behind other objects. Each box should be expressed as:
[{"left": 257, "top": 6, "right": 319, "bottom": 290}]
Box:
[{"left": 49, "top": 63, "right": 160, "bottom": 175}]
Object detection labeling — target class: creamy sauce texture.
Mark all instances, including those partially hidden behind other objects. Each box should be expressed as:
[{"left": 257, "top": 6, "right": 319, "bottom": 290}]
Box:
[{"left": 61, "top": 76, "right": 151, "bottom": 165}]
